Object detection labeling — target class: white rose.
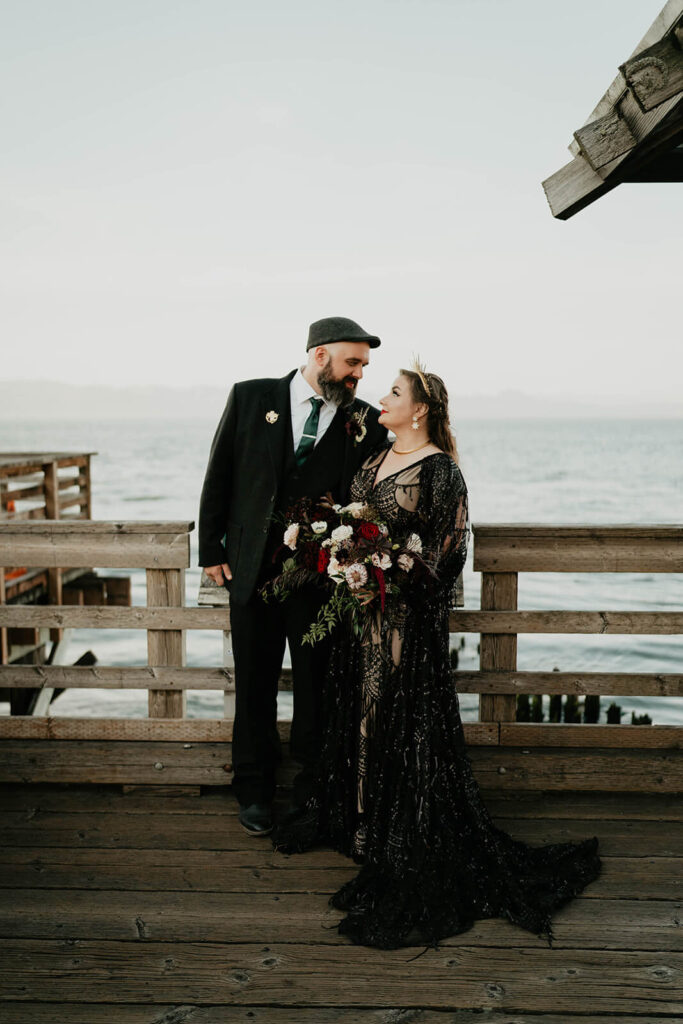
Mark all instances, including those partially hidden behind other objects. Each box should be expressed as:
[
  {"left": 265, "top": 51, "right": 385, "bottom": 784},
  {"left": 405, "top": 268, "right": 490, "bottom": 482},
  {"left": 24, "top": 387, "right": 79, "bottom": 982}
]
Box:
[
  {"left": 327, "top": 556, "right": 343, "bottom": 584},
  {"left": 344, "top": 562, "right": 368, "bottom": 590},
  {"left": 321, "top": 538, "right": 333, "bottom": 548},
  {"left": 283, "top": 523, "right": 300, "bottom": 550},
  {"left": 397, "top": 553, "right": 414, "bottom": 572},
  {"left": 406, "top": 533, "right": 423, "bottom": 554},
  {"left": 331, "top": 524, "right": 353, "bottom": 543},
  {"left": 342, "top": 501, "right": 366, "bottom": 519},
  {"left": 371, "top": 552, "right": 392, "bottom": 570},
  {"left": 311, "top": 521, "right": 327, "bottom": 534},
  {"left": 332, "top": 503, "right": 342, "bottom": 512}
]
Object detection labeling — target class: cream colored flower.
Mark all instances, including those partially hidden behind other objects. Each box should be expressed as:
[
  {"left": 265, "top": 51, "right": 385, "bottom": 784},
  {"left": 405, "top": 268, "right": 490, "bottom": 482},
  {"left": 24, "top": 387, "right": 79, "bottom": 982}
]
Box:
[
  {"left": 345, "top": 562, "right": 368, "bottom": 590},
  {"left": 331, "top": 524, "right": 353, "bottom": 543},
  {"left": 406, "top": 533, "right": 423, "bottom": 554},
  {"left": 283, "top": 523, "right": 300, "bottom": 549},
  {"left": 342, "top": 501, "right": 365, "bottom": 518},
  {"left": 371, "top": 552, "right": 392, "bottom": 570},
  {"left": 265, "top": 410, "right": 279, "bottom": 424},
  {"left": 311, "top": 521, "right": 327, "bottom": 534},
  {"left": 397, "top": 553, "right": 414, "bottom": 572}
]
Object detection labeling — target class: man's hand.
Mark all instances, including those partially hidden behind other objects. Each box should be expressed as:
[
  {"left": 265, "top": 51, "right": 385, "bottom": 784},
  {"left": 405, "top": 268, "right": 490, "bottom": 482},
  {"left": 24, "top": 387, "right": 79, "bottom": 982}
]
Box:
[{"left": 204, "top": 563, "right": 232, "bottom": 585}]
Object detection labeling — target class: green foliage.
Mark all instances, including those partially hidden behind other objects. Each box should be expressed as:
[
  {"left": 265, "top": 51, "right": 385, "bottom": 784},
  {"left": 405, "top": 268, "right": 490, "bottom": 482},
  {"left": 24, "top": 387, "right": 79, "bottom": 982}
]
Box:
[
  {"left": 631, "top": 711, "right": 652, "bottom": 725},
  {"left": 606, "top": 702, "right": 622, "bottom": 724}
]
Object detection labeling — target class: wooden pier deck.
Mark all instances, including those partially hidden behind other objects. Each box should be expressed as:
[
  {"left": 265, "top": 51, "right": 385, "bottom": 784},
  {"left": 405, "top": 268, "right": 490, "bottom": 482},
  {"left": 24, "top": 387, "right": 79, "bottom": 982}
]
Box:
[{"left": 0, "top": 781, "right": 680, "bottom": 1022}]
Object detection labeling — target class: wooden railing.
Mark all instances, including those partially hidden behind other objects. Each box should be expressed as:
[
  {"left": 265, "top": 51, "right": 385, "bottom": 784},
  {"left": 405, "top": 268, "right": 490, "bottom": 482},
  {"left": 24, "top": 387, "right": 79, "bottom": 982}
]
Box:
[{"left": 0, "top": 521, "right": 681, "bottom": 790}]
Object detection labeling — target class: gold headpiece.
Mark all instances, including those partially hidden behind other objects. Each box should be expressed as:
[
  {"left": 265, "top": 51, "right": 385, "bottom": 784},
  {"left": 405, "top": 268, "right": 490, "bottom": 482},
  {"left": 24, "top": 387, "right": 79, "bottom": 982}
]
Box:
[{"left": 410, "top": 354, "right": 431, "bottom": 397}]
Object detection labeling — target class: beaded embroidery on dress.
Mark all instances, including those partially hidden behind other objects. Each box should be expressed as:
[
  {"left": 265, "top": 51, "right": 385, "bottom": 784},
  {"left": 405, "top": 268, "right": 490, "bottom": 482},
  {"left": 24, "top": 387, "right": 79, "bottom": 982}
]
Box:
[{"left": 273, "top": 441, "right": 602, "bottom": 949}]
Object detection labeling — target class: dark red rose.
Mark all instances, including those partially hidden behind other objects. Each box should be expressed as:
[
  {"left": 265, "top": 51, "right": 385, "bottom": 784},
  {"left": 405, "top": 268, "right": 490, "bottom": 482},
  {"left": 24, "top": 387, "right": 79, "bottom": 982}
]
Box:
[
  {"left": 358, "top": 521, "right": 380, "bottom": 541},
  {"left": 317, "top": 547, "right": 330, "bottom": 574}
]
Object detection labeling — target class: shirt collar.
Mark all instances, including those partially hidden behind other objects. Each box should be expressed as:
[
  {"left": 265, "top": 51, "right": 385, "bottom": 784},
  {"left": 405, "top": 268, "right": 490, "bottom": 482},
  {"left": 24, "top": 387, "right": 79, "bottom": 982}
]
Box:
[{"left": 292, "top": 368, "right": 337, "bottom": 410}]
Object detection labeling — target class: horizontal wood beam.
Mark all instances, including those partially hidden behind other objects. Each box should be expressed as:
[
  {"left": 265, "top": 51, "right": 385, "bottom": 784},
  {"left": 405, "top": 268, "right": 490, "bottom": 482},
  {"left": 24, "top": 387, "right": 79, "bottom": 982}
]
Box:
[
  {"left": 449, "top": 610, "right": 683, "bottom": 634},
  {"left": 0, "top": 718, "right": 499, "bottom": 745},
  {"left": 2, "top": 605, "right": 681, "bottom": 634},
  {"left": 500, "top": 723, "right": 681, "bottom": 748},
  {"left": 0, "top": 605, "right": 228, "bottom": 630},
  {"left": 0, "top": 740, "right": 680, "bottom": 790},
  {"left": 453, "top": 670, "right": 683, "bottom": 696},
  {"left": 0, "top": 520, "right": 194, "bottom": 533},
  {"left": 1, "top": 666, "right": 681, "bottom": 698},
  {"left": 0, "top": 717, "right": 679, "bottom": 749},
  {"left": 0, "top": 532, "right": 191, "bottom": 569},
  {"left": 472, "top": 525, "right": 683, "bottom": 572}
]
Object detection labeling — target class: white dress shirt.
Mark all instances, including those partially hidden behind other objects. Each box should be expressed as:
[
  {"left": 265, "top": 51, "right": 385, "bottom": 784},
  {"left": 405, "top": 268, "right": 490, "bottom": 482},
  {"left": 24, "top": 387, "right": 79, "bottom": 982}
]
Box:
[{"left": 290, "top": 368, "right": 338, "bottom": 451}]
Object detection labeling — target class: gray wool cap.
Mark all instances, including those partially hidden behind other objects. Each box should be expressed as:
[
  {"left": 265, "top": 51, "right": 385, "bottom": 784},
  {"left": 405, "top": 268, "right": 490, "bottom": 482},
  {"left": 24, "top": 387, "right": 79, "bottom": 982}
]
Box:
[{"left": 307, "top": 316, "right": 381, "bottom": 350}]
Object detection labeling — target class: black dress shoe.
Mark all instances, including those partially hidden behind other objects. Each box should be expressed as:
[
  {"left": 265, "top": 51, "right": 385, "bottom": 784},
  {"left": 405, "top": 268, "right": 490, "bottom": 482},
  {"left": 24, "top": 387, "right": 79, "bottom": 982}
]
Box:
[{"left": 238, "top": 802, "right": 273, "bottom": 836}]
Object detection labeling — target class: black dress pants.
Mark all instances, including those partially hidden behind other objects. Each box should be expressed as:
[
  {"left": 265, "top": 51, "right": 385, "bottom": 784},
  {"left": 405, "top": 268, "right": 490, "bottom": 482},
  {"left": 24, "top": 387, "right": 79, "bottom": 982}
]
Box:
[{"left": 229, "top": 582, "right": 331, "bottom": 807}]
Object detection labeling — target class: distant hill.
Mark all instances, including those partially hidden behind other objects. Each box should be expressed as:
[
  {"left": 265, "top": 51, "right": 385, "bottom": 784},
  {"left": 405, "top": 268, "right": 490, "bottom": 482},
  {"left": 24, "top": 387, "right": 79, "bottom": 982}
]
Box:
[{"left": 0, "top": 380, "right": 680, "bottom": 421}]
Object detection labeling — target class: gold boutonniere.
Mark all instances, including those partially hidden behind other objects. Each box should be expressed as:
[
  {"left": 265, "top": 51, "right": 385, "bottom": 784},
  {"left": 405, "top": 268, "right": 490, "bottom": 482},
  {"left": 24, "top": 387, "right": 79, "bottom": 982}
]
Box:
[
  {"left": 344, "top": 406, "right": 368, "bottom": 445},
  {"left": 265, "top": 410, "right": 279, "bottom": 424}
]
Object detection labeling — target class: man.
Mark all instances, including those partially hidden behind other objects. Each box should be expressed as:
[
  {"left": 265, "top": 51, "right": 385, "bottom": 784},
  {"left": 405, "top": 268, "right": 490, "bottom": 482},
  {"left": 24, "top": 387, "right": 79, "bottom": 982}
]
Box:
[{"left": 199, "top": 316, "right": 387, "bottom": 836}]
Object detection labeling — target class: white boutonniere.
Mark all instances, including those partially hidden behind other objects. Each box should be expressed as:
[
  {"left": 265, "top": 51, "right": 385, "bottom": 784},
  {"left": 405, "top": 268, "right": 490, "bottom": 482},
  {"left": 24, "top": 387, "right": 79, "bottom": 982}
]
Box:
[
  {"left": 265, "top": 410, "right": 279, "bottom": 424},
  {"left": 344, "top": 406, "right": 368, "bottom": 445}
]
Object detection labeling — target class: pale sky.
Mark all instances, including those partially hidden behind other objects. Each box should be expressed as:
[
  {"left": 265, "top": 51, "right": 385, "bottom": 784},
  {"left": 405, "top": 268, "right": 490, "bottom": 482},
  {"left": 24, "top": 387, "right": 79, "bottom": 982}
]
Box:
[{"left": 2, "top": 0, "right": 680, "bottom": 403}]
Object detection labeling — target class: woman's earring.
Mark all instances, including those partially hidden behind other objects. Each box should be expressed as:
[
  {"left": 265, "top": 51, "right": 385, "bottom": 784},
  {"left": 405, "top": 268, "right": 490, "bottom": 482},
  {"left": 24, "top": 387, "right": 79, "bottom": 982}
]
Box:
[{"left": 411, "top": 415, "right": 419, "bottom": 431}]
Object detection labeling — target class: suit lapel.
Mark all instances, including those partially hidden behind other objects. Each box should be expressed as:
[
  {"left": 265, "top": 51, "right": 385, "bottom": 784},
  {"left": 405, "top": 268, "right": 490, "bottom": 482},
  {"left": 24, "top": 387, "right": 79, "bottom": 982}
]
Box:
[{"left": 261, "top": 370, "right": 297, "bottom": 484}]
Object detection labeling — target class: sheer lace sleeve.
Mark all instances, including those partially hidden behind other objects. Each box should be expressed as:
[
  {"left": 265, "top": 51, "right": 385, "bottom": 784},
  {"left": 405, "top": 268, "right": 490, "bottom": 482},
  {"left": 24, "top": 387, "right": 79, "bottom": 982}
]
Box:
[{"left": 419, "top": 455, "right": 469, "bottom": 603}]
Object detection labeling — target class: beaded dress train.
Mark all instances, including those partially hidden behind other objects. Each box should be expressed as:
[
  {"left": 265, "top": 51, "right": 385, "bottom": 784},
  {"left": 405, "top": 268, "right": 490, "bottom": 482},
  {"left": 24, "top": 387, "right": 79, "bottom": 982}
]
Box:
[{"left": 273, "top": 443, "right": 602, "bottom": 949}]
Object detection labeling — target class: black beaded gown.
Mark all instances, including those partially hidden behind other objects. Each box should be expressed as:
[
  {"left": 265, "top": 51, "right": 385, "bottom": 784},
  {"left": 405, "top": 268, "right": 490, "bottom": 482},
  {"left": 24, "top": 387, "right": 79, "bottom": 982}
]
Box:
[{"left": 273, "top": 442, "right": 602, "bottom": 949}]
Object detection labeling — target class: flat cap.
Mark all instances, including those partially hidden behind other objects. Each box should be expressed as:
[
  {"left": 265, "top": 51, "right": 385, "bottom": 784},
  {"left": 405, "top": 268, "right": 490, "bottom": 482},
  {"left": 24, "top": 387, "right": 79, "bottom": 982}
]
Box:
[{"left": 307, "top": 316, "right": 381, "bottom": 350}]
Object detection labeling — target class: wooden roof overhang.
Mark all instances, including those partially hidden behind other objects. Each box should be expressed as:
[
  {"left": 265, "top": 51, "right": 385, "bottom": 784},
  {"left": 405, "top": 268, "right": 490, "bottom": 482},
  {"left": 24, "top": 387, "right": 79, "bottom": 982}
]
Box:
[{"left": 542, "top": 0, "right": 683, "bottom": 219}]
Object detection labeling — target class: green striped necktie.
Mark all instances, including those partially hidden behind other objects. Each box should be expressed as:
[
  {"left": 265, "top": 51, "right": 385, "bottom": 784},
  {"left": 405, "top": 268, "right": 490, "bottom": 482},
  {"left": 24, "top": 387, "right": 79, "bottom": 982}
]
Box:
[{"left": 295, "top": 396, "right": 323, "bottom": 466}]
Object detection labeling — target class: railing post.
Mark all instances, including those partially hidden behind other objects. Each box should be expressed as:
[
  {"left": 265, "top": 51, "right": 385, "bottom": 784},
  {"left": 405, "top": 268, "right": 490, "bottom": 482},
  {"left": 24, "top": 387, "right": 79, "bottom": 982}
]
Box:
[
  {"left": 43, "top": 460, "right": 63, "bottom": 643},
  {"left": 478, "top": 570, "right": 518, "bottom": 723},
  {"left": 82, "top": 455, "right": 92, "bottom": 519},
  {"left": 147, "top": 568, "right": 186, "bottom": 718}
]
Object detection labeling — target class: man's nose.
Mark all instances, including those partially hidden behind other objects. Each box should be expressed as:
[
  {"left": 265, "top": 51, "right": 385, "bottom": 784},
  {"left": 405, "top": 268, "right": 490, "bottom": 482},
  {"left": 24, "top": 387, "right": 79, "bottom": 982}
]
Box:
[{"left": 352, "top": 366, "right": 363, "bottom": 379}]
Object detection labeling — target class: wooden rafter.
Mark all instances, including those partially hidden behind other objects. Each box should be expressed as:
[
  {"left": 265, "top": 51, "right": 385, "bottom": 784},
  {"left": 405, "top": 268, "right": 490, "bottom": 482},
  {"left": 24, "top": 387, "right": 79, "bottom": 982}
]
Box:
[{"left": 543, "top": 1, "right": 683, "bottom": 218}]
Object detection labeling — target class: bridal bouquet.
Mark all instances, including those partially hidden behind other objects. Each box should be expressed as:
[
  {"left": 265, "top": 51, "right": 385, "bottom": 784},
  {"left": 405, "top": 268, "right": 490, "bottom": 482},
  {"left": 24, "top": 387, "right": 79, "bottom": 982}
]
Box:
[{"left": 261, "top": 494, "right": 435, "bottom": 644}]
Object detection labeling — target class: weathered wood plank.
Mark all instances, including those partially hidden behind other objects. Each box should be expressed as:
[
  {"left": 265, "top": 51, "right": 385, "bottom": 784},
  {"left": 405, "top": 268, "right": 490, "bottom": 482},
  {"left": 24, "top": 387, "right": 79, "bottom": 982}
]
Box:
[
  {"left": 499, "top": 724, "right": 682, "bottom": 749},
  {"left": 454, "top": 670, "right": 683, "bottom": 697},
  {"left": 0, "top": 605, "right": 229, "bottom": 629},
  {"left": 0, "top": 532, "right": 192, "bottom": 569},
  {"left": 0, "top": 1009, "right": 672, "bottom": 1024},
  {"left": 574, "top": 110, "right": 638, "bottom": 170},
  {"left": 449, "top": 611, "right": 683, "bottom": 634},
  {"left": 1, "top": 740, "right": 680, "bottom": 790},
  {"left": 1, "top": 784, "right": 680, "bottom": 821},
  {"left": 472, "top": 524, "right": 683, "bottom": 572},
  {"left": 479, "top": 571, "right": 517, "bottom": 723},
  {"left": 621, "top": 33, "right": 683, "bottom": 112},
  {"left": 147, "top": 569, "right": 186, "bottom": 719},
  {"left": 0, "top": 665, "right": 234, "bottom": 689},
  {"left": 0, "top": 890, "right": 678, "bottom": 951},
  {"left": 0, "top": 740, "right": 234, "bottom": 785},
  {"left": 0, "top": 719, "right": 496, "bottom": 745},
  {"left": 465, "top": 746, "right": 683, "bottom": 793},
  {"left": 0, "top": 940, "right": 680, "bottom": 1011},
  {"left": 0, "top": 848, "right": 676, "bottom": 900},
  {"left": 2, "top": 809, "right": 678, "bottom": 855},
  {"left": 0, "top": 521, "right": 194, "bottom": 533}
]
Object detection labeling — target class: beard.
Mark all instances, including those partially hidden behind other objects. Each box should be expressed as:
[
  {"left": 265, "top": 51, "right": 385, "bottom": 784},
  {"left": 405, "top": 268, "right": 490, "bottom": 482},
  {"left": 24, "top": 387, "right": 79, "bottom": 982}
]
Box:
[{"left": 317, "top": 359, "right": 357, "bottom": 408}]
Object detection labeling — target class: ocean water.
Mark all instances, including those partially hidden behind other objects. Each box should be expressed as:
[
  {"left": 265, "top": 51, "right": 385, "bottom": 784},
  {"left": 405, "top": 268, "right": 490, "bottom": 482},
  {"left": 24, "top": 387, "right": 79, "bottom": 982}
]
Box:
[{"left": 1, "top": 417, "right": 681, "bottom": 725}]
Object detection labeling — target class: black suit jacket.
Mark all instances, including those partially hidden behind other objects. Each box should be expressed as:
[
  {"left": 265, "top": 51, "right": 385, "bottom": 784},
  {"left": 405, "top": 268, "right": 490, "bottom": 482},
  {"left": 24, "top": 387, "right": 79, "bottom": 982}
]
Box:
[{"left": 198, "top": 369, "right": 388, "bottom": 605}]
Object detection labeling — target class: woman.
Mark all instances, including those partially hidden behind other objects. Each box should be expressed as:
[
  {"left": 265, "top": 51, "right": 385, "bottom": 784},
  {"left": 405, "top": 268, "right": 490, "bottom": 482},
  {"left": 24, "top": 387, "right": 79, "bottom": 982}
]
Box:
[{"left": 273, "top": 363, "right": 602, "bottom": 950}]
